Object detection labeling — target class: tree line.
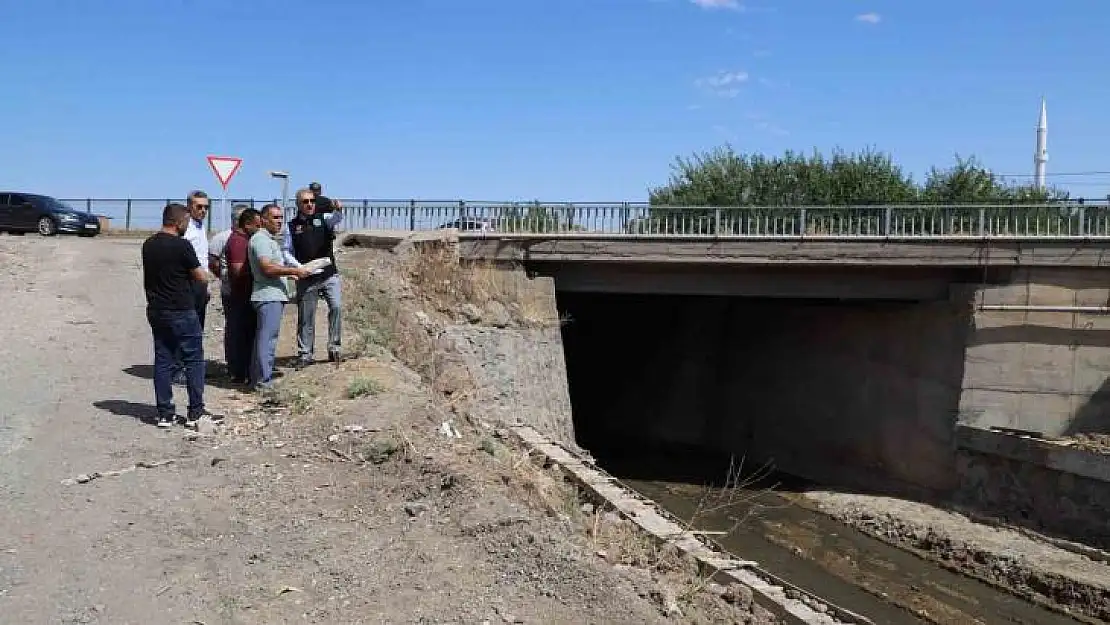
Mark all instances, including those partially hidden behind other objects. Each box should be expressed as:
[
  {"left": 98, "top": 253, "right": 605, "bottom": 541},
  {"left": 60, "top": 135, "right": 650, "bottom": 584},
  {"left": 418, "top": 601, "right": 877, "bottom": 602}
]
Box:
[
  {"left": 638, "top": 146, "right": 1101, "bottom": 236},
  {"left": 648, "top": 146, "right": 1070, "bottom": 206},
  {"left": 485, "top": 146, "right": 1103, "bottom": 235}
]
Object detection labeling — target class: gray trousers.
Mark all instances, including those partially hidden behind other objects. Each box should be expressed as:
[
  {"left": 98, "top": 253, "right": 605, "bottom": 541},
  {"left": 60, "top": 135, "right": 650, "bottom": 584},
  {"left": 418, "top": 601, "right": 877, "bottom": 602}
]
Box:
[
  {"left": 251, "top": 301, "right": 284, "bottom": 388},
  {"left": 296, "top": 275, "right": 342, "bottom": 361}
]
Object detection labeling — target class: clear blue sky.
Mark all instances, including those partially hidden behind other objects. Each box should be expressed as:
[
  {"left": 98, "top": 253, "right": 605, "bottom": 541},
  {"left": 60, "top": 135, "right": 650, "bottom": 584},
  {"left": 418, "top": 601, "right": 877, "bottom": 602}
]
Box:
[{"left": 3, "top": 0, "right": 1109, "bottom": 201}]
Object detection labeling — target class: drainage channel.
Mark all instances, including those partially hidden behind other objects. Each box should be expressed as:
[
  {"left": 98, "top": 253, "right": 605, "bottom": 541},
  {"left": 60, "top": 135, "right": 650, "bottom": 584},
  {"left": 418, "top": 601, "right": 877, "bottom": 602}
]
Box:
[{"left": 597, "top": 445, "right": 1082, "bottom": 625}]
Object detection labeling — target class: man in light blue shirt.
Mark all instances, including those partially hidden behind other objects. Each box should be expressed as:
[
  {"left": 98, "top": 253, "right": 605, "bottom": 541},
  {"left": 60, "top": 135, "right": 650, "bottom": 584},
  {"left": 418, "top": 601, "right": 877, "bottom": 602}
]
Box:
[{"left": 248, "top": 203, "right": 310, "bottom": 389}]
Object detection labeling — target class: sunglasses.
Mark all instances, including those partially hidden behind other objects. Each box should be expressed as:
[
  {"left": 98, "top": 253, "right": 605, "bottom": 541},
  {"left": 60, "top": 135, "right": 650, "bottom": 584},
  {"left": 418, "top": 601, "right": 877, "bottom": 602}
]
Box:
[{"left": 300, "top": 199, "right": 316, "bottom": 204}]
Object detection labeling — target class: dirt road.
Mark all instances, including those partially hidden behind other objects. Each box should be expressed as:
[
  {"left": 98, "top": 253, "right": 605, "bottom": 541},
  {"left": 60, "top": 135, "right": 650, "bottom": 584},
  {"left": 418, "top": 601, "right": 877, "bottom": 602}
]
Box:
[
  {"left": 0, "top": 235, "right": 770, "bottom": 625},
  {"left": 0, "top": 235, "right": 235, "bottom": 623}
]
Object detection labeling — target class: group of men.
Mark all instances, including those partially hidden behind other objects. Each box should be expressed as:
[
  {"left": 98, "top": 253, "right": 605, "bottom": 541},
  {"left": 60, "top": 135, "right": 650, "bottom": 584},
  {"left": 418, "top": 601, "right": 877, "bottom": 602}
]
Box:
[{"left": 140, "top": 183, "right": 344, "bottom": 428}]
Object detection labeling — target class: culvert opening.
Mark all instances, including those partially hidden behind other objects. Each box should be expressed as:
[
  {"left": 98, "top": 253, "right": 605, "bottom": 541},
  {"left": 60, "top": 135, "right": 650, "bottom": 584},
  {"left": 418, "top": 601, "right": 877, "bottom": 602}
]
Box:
[{"left": 557, "top": 291, "right": 970, "bottom": 496}]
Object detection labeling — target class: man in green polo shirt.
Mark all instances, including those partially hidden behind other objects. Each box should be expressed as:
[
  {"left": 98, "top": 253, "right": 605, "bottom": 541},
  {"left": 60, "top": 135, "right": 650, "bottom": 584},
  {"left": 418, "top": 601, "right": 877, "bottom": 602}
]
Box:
[{"left": 248, "top": 204, "right": 309, "bottom": 389}]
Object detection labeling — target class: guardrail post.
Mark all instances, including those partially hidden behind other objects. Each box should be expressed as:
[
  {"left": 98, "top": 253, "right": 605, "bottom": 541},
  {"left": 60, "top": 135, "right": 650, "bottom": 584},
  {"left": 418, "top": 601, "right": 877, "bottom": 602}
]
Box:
[
  {"left": 978, "top": 207, "right": 986, "bottom": 237},
  {"left": 409, "top": 199, "right": 416, "bottom": 231},
  {"left": 566, "top": 203, "right": 575, "bottom": 233},
  {"left": 714, "top": 207, "right": 721, "bottom": 235},
  {"left": 1079, "top": 204, "right": 1087, "bottom": 237},
  {"left": 85, "top": 198, "right": 92, "bottom": 214},
  {"left": 883, "top": 206, "right": 892, "bottom": 236},
  {"left": 125, "top": 199, "right": 132, "bottom": 231},
  {"left": 459, "top": 200, "right": 466, "bottom": 223},
  {"left": 798, "top": 207, "right": 806, "bottom": 237}
]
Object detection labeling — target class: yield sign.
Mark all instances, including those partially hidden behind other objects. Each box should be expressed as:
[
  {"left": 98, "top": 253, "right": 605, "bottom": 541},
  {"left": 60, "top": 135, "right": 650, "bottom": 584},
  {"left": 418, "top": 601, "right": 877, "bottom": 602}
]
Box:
[{"left": 206, "top": 155, "right": 243, "bottom": 190}]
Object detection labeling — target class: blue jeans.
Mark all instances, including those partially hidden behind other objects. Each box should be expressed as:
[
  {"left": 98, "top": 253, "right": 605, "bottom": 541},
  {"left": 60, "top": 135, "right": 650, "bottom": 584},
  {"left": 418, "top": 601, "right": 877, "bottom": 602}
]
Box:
[
  {"left": 251, "top": 301, "right": 285, "bottom": 388},
  {"left": 173, "top": 283, "right": 210, "bottom": 377},
  {"left": 223, "top": 295, "right": 256, "bottom": 381},
  {"left": 147, "top": 308, "right": 205, "bottom": 418},
  {"left": 296, "top": 275, "right": 342, "bottom": 361}
]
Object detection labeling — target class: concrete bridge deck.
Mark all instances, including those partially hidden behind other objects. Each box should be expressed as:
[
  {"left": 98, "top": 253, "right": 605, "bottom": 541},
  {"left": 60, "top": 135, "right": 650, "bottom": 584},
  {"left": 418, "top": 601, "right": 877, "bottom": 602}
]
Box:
[{"left": 457, "top": 234, "right": 1110, "bottom": 268}]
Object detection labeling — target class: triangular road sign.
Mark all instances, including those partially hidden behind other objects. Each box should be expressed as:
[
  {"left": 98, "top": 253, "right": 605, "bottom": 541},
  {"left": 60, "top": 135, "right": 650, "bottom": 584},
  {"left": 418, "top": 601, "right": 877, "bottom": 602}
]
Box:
[{"left": 206, "top": 155, "right": 243, "bottom": 189}]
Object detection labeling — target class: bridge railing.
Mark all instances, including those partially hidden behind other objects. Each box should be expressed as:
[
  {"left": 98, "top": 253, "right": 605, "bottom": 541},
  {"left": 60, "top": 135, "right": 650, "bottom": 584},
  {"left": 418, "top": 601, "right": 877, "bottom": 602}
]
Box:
[{"left": 55, "top": 198, "right": 1110, "bottom": 238}]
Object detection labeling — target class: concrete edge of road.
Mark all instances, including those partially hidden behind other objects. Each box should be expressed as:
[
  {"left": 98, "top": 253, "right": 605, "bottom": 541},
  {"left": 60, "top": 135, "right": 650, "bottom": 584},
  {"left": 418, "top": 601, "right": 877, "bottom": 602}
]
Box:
[{"left": 508, "top": 424, "right": 875, "bottom": 625}]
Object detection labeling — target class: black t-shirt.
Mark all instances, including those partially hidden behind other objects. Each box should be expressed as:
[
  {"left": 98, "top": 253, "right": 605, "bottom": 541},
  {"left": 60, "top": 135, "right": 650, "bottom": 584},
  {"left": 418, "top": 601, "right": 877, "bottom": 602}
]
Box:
[{"left": 142, "top": 232, "right": 201, "bottom": 310}]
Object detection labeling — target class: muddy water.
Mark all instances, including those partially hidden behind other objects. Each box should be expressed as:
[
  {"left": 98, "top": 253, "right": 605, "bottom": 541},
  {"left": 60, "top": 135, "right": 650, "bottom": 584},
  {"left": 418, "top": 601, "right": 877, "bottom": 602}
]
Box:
[{"left": 597, "top": 447, "right": 1080, "bottom": 625}]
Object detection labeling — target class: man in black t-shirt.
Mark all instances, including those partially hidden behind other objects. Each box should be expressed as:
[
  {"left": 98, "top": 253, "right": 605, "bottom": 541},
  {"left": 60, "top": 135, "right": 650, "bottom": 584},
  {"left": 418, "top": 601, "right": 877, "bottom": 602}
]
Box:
[{"left": 141, "top": 203, "right": 222, "bottom": 429}]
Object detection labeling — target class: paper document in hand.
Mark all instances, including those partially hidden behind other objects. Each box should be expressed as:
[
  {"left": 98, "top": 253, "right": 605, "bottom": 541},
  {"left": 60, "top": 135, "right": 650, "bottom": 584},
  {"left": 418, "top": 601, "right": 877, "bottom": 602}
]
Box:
[{"left": 303, "top": 258, "right": 333, "bottom": 274}]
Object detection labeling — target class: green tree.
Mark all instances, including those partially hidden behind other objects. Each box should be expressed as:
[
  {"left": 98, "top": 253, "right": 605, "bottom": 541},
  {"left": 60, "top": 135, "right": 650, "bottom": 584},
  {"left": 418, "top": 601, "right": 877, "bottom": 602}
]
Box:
[
  {"left": 918, "top": 155, "right": 1072, "bottom": 235},
  {"left": 646, "top": 145, "right": 918, "bottom": 234},
  {"left": 646, "top": 146, "right": 1075, "bottom": 236}
]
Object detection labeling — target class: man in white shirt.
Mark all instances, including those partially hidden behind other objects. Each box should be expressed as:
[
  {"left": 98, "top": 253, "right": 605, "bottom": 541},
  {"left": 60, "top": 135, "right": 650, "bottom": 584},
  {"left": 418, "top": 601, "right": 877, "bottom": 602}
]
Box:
[
  {"left": 172, "top": 190, "right": 212, "bottom": 384},
  {"left": 183, "top": 190, "right": 212, "bottom": 329}
]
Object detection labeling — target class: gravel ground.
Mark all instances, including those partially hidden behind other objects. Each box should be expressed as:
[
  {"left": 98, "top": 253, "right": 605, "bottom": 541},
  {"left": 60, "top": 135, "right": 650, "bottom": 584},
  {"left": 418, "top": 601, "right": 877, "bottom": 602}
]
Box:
[
  {"left": 798, "top": 490, "right": 1110, "bottom": 623},
  {"left": 0, "top": 234, "right": 775, "bottom": 624}
]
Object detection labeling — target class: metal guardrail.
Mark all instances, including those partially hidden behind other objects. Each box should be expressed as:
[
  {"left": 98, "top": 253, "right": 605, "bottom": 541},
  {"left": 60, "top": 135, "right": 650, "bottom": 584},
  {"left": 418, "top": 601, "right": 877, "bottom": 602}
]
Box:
[{"left": 57, "top": 198, "right": 1110, "bottom": 239}]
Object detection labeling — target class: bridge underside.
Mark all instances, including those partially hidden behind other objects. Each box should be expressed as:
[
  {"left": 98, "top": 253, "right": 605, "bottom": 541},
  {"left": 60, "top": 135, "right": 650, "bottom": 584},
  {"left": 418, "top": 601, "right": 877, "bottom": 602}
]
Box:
[
  {"left": 532, "top": 262, "right": 991, "bottom": 301},
  {"left": 555, "top": 266, "right": 977, "bottom": 496}
]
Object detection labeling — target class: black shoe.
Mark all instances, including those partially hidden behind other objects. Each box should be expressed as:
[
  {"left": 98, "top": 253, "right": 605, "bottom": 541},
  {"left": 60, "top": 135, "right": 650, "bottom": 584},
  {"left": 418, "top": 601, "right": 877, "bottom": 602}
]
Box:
[
  {"left": 156, "top": 414, "right": 175, "bottom": 429},
  {"left": 328, "top": 351, "right": 343, "bottom": 363},
  {"left": 229, "top": 375, "right": 247, "bottom": 385},
  {"left": 185, "top": 409, "right": 225, "bottom": 426},
  {"left": 295, "top": 358, "right": 312, "bottom": 370}
]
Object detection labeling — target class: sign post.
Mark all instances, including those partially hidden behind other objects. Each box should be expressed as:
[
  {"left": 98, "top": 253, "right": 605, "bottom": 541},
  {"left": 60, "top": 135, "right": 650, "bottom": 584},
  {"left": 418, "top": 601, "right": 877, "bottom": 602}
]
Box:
[{"left": 206, "top": 155, "right": 243, "bottom": 232}]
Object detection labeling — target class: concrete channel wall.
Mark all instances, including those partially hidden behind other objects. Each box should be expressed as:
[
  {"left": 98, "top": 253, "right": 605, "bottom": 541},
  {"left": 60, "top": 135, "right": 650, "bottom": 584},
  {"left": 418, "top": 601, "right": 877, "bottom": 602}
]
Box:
[
  {"left": 959, "top": 267, "right": 1110, "bottom": 437},
  {"left": 956, "top": 425, "right": 1110, "bottom": 550}
]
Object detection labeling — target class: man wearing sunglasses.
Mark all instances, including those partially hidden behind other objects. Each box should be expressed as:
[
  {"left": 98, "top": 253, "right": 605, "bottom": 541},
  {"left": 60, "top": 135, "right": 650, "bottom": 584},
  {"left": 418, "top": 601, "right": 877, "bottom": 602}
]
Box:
[
  {"left": 171, "top": 190, "right": 213, "bottom": 384},
  {"left": 284, "top": 187, "right": 344, "bottom": 367}
]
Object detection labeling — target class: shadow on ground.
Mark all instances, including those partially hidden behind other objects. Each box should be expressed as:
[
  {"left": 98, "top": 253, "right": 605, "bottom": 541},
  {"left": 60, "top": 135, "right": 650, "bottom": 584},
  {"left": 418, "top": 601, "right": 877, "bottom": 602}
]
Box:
[
  {"left": 92, "top": 399, "right": 156, "bottom": 424},
  {"left": 122, "top": 361, "right": 261, "bottom": 390}
]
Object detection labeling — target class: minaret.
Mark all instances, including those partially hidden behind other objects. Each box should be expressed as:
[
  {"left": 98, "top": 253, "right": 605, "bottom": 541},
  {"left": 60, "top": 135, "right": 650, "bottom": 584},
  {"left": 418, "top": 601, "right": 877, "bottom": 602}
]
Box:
[{"left": 1034, "top": 98, "right": 1048, "bottom": 190}]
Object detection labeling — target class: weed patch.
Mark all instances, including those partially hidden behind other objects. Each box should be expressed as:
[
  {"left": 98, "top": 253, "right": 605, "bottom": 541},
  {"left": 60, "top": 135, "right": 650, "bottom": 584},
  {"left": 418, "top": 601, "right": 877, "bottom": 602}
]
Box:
[{"left": 346, "top": 376, "right": 384, "bottom": 399}]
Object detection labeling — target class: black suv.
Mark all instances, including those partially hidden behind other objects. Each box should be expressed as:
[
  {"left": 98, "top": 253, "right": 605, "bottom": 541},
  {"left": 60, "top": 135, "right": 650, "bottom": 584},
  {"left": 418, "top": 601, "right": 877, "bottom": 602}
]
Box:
[{"left": 0, "top": 193, "right": 101, "bottom": 237}]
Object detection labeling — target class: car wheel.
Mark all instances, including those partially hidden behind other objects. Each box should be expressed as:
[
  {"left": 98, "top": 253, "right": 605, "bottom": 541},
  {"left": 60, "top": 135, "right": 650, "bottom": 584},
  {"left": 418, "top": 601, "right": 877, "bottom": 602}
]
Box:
[{"left": 38, "top": 216, "right": 57, "bottom": 237}]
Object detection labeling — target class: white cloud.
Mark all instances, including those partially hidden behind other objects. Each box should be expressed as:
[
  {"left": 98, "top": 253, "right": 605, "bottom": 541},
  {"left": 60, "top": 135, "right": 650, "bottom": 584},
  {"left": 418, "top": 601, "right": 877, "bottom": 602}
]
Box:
[
  {"left": 690, "top": 0, "right": 742, "bottom": 10},
  {"left": 695, "top": 70, "right": 749, "bottom": 97},
  {"left": 855, "top": 12, "right": 881, "bottom": 24}
]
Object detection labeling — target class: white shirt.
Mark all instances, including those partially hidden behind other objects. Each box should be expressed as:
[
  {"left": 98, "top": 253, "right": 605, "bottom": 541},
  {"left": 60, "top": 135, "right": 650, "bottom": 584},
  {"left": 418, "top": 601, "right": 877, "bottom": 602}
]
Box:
[
  {"left": 184, "top": 218, "right": 209, "bottom": 268},
  {"left": 208, "top": 228, "right": 233, "bottom": 296}
]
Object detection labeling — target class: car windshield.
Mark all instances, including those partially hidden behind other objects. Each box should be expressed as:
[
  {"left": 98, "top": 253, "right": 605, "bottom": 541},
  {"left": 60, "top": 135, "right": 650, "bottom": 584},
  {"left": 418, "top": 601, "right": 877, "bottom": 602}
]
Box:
[{"left": 36, "top": 196, "right": 78, "bottom": 212}]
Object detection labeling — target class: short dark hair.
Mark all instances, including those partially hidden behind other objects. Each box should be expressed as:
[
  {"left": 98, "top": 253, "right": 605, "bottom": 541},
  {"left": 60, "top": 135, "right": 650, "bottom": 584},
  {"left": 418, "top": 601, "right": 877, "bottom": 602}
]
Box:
[
  {"left": 162, "top": 203, "right": 189, "bottom": 226},
  {"left": 238, "top": 208, "right": 261, "bottom": 229},
  {"left": 186, "top": 190, "right": 209, "bottom": 205},
  {"left": 261, "top": 203, "right": 282, "bottom": 216}
]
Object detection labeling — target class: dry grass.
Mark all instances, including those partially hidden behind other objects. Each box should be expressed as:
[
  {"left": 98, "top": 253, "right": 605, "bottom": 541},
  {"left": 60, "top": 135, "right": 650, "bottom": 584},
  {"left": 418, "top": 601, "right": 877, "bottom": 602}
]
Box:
[{"left": 407, "top": 242, "right": 558, "bottom": 327}]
